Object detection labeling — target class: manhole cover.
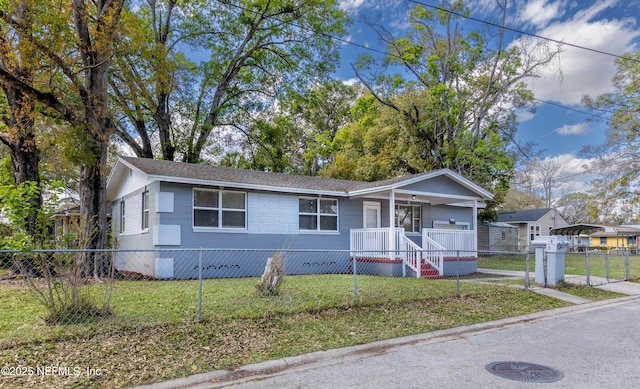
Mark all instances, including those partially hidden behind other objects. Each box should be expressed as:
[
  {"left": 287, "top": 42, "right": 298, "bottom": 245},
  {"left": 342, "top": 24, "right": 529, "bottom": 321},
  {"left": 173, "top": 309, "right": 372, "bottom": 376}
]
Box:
[{"left": 486, "top": 361, "right": 563, "bottom": 383}]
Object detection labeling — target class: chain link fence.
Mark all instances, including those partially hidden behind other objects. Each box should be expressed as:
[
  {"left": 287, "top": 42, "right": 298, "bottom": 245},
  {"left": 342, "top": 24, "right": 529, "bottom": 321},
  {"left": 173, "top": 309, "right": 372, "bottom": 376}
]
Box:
[
  {"left": 476, "top": 249, "right": 640, "bottom": 287},
  {"left": 0, "top": 248, "right": 511, "bottom": 344},
  {"left": 2, "top": 248, "right": 639, "bottom": 346}
]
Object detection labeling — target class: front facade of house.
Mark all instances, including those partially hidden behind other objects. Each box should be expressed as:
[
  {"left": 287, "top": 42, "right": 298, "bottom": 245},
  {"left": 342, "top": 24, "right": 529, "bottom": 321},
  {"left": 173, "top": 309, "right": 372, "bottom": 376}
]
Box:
[
  {"left": 589, "top": 226, "right": 640, "bottom": 249},
  {"left": 106, "top": 157, "right": 493, "bottom": 279},
  {"left": 498, "top": 208, "right": 569, "bottom": 252}
]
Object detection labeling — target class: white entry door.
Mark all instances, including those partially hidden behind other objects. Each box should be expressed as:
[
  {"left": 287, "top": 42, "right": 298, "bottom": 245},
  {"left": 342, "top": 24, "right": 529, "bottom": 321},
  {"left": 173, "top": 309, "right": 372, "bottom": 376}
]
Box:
[
  {"left": 363, "top": 201, "right": 382, "bottom": 254},
  {"left": 363, "top": 201, "right": 381, "bottom": 229}
]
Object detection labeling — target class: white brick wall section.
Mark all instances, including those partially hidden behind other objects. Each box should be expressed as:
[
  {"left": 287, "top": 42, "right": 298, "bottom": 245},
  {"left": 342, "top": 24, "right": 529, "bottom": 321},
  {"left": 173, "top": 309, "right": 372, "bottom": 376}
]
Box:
[
  {"left": 248, "top": 193, "right": 298, "bottom": 234},
  {"left": 125, "top": 194, "right": 143, "bottom": 233}
]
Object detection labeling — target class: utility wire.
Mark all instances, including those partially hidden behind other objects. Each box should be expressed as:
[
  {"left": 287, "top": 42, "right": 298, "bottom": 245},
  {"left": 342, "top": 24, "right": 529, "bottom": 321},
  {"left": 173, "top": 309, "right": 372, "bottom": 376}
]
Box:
[
  {"left": 219, "top": 0, "right": 625, "bottom": 119},
  {"left": 407, "top": 0, "right": 640, "bottom": 64}
]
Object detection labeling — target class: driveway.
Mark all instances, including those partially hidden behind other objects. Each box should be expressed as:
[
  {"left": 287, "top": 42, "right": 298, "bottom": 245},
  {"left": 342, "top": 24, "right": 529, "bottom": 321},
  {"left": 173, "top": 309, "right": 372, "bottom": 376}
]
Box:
[{"left": 136, "top": 294, "right": 640, "bottom": 389}]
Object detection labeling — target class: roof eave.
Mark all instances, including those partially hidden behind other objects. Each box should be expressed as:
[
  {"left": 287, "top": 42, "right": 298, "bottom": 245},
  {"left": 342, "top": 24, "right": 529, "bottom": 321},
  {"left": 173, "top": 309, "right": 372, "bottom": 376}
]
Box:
[{"left": 148, "top": 174, "right": 349, "bottom": 197}]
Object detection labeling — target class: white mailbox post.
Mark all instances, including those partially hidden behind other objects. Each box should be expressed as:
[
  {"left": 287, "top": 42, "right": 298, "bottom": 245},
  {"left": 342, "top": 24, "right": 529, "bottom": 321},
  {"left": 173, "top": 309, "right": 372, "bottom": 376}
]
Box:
[{"left": 533, "top": 236, "right": 568, "bottom": 286}]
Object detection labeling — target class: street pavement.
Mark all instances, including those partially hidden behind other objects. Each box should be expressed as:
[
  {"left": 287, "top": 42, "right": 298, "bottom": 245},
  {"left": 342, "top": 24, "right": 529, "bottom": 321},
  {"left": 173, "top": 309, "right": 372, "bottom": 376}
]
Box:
[{"left": 135, "top": 280, "right": 640, "bottom": 389}]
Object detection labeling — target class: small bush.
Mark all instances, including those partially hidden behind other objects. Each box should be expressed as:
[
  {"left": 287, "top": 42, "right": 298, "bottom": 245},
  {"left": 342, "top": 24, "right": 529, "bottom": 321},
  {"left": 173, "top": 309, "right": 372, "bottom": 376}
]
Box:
[{"left": 256, "top": 252, "right": 285, "bottom": 296}]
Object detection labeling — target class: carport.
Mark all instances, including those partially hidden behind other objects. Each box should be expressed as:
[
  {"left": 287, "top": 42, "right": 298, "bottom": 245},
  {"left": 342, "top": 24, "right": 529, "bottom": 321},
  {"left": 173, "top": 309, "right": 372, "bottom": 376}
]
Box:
[{"left": 549, "top": 223, "right": 606, "bottom": 251}]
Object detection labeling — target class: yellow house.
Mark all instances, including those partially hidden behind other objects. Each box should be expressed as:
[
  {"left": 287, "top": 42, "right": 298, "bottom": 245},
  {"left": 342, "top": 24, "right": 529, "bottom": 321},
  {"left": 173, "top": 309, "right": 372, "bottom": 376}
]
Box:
[{"left": 589, "top": 226, "right": 640, "bottom": 249}]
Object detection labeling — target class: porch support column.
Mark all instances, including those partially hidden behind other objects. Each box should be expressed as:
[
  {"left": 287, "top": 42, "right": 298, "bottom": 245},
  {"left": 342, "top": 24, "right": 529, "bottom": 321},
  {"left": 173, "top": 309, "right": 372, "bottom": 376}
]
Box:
[
  {"left": 389, "top": 190, "right": 395, "bottom": 260},
  {"left": 472, "top": 199, "right": 478, "bottom": 252}
]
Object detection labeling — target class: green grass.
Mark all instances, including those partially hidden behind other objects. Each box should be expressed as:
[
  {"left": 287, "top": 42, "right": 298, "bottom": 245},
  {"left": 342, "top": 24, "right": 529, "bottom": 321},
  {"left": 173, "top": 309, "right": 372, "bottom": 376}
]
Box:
[
  {"left": 478, "top": 252, "right": 640, "bottom": 280},
  {"left": 0, "top": 274, "right": 579, "bottom": 388}
]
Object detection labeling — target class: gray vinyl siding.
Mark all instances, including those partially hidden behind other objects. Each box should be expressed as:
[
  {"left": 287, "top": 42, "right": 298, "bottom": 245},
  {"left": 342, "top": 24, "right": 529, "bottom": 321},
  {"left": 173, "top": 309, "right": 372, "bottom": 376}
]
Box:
[
  {"left": 115, "top": 181, "right": 159, "bottom": 250},
  {"left": 426, "top": 205, "right": 474, "bottom": 227},
  {"left": 402, "top": 175, "right": 480, "bottom": 197},
  {"left": 154, "top": 182, "right": 364, "bottom": 250}
]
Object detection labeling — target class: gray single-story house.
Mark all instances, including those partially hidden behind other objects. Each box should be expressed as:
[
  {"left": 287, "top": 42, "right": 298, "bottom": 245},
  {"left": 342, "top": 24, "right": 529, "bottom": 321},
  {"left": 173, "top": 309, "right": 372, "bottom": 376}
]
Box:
[
  {"left": 477, "top": 222, "right": 519, "bottom": 252},
  {"left": 498, "top": 208, "right": 569, "bottom": 252},
  {"left": 106, "top": 157, "right": 493, "bottom": 279}
]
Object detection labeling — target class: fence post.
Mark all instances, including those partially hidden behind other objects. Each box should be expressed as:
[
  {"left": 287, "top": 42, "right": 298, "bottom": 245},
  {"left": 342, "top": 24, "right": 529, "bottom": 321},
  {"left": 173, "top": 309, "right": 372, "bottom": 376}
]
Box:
[
  {"left": 353, "top": 251, "right": 358, "bottom": 300},
  {"left": 197, "top": 247, "right": 203, "bottom": 320},
  {"left": 456, "top": 250, "right": 460, "bottom": 295},
  {"left": 585, "top": 250, "right": 590, "bottom": 287},
  {"left": 625, "top": 250, "right": 630, "bottom": 280},
  {"left": 543, "top": 251, "right": 548, "bottom": 288},
  {"left": 525, "top": 253, "right": 530, "bottom": 290},
  {"left": 605, "top": 250, "right": 610, "bottom": 283}
]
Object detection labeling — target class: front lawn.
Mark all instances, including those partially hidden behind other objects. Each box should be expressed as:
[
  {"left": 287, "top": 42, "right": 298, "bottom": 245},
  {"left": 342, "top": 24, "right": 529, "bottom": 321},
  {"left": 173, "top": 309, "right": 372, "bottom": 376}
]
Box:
[{"left": 0, "top": 274, "right": 571, "bottom": 388}]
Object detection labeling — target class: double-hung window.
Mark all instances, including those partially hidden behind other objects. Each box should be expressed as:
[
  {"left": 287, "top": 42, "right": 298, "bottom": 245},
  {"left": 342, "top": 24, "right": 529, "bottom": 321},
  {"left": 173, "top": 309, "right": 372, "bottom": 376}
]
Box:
[
  {"left": 299, "top": 198, "right": 338, "bottom": 231},
  {"left": 193, "top": 189, "right": 246, "bottom": 229},
  {"left": 396, "top": 204, "right": 421, "bottom": 233},
  {"left": 530, "top": 225, "right": 541, "bottom": 242},
  {"left": 120, "top": 201, "right": 126, "bottom": 233},
  {"left": 141, "top": 191, "right": 149, "bottom": 230}
]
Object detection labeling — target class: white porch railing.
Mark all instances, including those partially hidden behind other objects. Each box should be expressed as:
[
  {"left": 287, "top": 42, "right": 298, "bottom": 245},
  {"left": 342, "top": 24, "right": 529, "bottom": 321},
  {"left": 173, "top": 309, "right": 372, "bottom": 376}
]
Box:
[
  {"left": 350, "top": 228, "right": 400, "bottom": 258},
  {"left": 422, "top": 228, "right": 477, "bottom": 257},
  {"left": 350, "top": 228, "right": 445, "bottom": 277},
  {"left": 419, "top": 234, "right": 445, "bottom": 275}
]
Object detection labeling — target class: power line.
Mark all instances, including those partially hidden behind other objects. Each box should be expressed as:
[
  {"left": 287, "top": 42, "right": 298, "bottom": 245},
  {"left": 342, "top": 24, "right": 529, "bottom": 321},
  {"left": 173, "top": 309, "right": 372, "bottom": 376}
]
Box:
[
  {"left": 218, "top": 0, "right": 624, "bottom": 119},
  {"left": 406, "top": 0, "right": 640, "bottom": 64}
]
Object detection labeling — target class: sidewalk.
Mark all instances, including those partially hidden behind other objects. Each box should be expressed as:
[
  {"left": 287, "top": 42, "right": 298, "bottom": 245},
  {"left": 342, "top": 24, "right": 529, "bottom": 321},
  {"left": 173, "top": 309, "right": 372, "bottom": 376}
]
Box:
[
  {"left": 476, "top": 268, "right": 640, "bottom": 303},
  {"left": 134, "top": 294, "right": 640, "bottom": 389}
]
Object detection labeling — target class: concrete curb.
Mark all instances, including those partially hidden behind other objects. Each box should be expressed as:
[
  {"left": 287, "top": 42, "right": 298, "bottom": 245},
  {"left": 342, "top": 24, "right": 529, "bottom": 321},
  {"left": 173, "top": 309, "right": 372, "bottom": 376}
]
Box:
[{"left": 131, "top": 294, "right": 640, "bottom": 389}]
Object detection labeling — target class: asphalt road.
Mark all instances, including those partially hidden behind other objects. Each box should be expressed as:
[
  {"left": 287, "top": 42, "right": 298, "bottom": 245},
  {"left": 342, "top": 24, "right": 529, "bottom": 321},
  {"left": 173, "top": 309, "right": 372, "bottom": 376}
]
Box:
[{"left": 139, "top": 294, "right": 640, "bottom": 389}]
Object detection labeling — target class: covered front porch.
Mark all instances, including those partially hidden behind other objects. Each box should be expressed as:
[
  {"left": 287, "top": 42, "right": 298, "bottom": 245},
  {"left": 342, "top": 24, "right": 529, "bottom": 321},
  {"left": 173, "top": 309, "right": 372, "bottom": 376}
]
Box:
[
  {"left": 350, "top": 227, "right": 478, "bottom": 278},
  {"left": 347, "top": 171, "right": 490, "bottom": 278}
]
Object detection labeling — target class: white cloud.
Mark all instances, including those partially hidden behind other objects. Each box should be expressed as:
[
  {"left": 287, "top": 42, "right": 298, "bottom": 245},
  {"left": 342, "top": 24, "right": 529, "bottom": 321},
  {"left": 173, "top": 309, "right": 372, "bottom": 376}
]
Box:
[
  {"left": 543, "top": 153, "right": 596, "bottom": 194},
  {"left": 554, "top": 122, "right": 590, "bottom": 135},
  {"left": 517, "top": 0, "right": 567, "bottom": 29},
  {"left": 524, "top": 1, "right": 640, "bottom": 105},
  {"left": 338, "top": 0, "right": 366, "bottom": 12},
  {"left": 517, "top": 109, "right": 536, "bottom": 123}
]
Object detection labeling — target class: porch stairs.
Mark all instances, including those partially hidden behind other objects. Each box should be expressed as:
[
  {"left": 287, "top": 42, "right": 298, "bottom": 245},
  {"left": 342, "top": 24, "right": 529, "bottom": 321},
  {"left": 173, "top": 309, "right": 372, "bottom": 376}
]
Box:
[{"left": 420, "top": 261, "right": 443, "bottom": 279}]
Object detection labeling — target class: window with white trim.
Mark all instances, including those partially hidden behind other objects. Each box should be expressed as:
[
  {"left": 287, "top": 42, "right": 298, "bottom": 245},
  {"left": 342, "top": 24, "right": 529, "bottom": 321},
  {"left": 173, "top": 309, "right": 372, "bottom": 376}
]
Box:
[
  {"left": 120, "top": 201, "right": 126, "bottom": 233},
  {"left": 299, "top": 198, "right": 338, "bottom": 231},
  {"left": 193, "top": 188, "right": 246, "bottom": 229},
  {"left": 395, "top": 204, "right": 421, "bottom": 233},
  {"left": 142, "top": 191, "right": 149, "bottom": 230},
  {"left": 530, "top": 225, "right": 541, "bottom": 241}
]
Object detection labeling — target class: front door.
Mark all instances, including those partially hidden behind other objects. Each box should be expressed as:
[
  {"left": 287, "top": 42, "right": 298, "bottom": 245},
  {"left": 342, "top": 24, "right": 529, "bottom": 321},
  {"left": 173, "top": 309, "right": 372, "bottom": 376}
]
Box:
[
  {"left": 363, "top": 201, "right": 382, "bottom": 254},
  {"left": 363, "top": 201, "right": 381, "bottom": 229}
]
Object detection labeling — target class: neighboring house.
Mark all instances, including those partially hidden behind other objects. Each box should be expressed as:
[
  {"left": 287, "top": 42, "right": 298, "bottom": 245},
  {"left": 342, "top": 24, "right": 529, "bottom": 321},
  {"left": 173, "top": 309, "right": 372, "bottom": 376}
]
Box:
[
  {"left": 477, "top": 222, "right": 519, "bottom": 252},
  {"left": 51, "top": 205, "right": 80, "bottom": 248},
  {"left": 106, "top": 157, "right": 493, "bottom": 279},
  {"left": 589, "top": 225, "right": 640, "bottom": 249},
  {"left": 498, "top": 208, "right": 569, "bottom": 252}
]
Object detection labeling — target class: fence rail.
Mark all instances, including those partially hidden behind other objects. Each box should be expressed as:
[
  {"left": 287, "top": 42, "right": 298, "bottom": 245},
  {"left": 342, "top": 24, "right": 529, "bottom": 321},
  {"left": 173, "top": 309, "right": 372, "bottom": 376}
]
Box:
[{"left": 1, "top": 248, "right": 639, "bottom": 346}]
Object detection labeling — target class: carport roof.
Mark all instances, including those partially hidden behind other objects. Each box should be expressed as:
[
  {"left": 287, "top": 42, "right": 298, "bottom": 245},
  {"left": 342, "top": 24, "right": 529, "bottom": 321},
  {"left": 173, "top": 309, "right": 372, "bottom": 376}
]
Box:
[{"left": 550, "top": 224, "right": 606, "bottom": 236}]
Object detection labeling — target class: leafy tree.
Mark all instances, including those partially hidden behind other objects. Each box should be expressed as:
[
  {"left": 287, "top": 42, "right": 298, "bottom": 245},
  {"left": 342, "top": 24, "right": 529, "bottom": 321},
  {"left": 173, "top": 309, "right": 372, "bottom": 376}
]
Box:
[
  {"left": 556, "top": 192, "right": 594, "bottom": 224},
  {"left": 0, "top": 0, "right": 125, "bottom": 270},
  {"left": 0, "top": 0, "right": 42, "bottom": 248},
  {"left": 582, "top": 50, "right": 640, "bottom": 211},
  {"left": 501, "top": 188, "right": 544, "bottom": 210},
  {"left": 109, "top": 0, "right": 196, "bottom": 160},
  {"left": 350, "top": 1, "right": 559, "bottom": 219}
]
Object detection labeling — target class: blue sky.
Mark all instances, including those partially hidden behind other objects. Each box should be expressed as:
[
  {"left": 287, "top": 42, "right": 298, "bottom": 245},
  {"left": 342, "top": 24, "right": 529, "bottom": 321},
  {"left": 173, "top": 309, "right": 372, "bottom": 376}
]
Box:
[{"left": 333, "top": 0, "right": 640, "bottom": 194}]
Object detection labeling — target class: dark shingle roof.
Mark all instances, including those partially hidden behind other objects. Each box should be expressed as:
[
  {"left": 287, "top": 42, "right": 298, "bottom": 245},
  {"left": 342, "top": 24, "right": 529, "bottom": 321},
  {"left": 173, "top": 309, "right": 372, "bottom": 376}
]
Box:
[
  {"left": 119, "top": 156, "right": 423, "bottom": 194},
  {"left": 498, "top": 208, "right": 554, "bottom": 222}
]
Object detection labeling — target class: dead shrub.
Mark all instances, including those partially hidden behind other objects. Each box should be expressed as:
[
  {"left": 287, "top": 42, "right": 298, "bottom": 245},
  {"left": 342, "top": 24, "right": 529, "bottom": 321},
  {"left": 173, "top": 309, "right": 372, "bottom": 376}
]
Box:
[{"left": 256, "top": 252, "right": 285, "bottom": 296}]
